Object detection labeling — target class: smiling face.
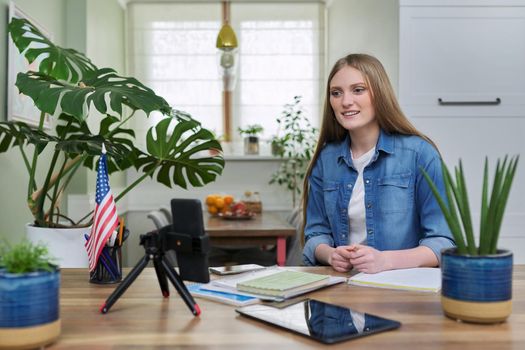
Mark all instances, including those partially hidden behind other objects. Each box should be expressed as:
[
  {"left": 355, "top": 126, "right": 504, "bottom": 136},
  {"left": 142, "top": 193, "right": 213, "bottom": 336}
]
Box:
[{"left": 329, "top": 65, "right": 378, "bottom": 136}]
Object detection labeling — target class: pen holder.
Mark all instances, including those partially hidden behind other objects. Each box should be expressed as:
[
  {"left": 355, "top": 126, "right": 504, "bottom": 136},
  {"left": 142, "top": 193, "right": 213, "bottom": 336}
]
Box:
[{"left": 89, "top": 228, "right": 128, "bottom": 284}]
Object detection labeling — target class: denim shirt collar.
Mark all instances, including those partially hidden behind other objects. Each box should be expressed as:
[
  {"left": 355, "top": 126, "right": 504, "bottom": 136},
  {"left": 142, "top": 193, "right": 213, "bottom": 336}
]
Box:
[{"left": 337, "top": 129, "right": 395, "bottom": 167}]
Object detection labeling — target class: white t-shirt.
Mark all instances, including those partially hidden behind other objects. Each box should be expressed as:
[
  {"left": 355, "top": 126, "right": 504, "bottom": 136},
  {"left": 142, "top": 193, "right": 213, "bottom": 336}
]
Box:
[{"left": 348, "top": 147, "right": 375, "bottom": 245}]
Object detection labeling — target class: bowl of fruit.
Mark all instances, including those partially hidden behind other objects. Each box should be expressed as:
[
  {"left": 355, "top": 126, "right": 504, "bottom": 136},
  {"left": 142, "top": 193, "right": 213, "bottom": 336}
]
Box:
[
  {"left": 205, "top": 194, "right": 255, "bottom": 220},
  {"left": 205, "top": 194, "right": 234, "bottom": 216}
]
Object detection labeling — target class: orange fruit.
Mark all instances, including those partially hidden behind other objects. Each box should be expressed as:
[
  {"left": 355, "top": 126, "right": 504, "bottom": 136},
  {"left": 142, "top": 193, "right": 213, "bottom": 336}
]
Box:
[
  {"left": 208, "top": 205, "right": 218, "bottom": 215},
  {"left": 223, "top": 195, "right": 234, "bottom": 205},
  {"left": 215, "top": 197, "right": 225, "bottom": 209},
  {"left": 205, "top": 195, "right": 216, "bottom": 206}
]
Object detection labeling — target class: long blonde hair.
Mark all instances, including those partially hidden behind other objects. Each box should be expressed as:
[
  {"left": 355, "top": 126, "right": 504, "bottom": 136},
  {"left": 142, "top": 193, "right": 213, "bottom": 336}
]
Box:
[{"left": 300, "top": 53, "right": 436, "bottom": 243}]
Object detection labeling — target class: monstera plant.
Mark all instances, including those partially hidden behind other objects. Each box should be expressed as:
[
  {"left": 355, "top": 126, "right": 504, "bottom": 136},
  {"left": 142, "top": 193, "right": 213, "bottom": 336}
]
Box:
[{"left": 0, "top": 18, "right": 224, "bottom": 228}]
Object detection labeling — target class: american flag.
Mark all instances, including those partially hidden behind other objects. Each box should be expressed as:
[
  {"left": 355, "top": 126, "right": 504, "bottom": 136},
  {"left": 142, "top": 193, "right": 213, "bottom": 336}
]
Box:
[{"left": 85, "top": 146, "right": 119, "bottom": 271}]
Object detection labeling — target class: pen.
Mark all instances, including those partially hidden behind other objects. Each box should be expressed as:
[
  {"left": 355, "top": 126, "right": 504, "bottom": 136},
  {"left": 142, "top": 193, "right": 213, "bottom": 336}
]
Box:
[
  {"left": 118, "top": 217, "right": 124, "bottom": 246},
  {"left": 101, "top": 247, "right": 119, "bottom": 280},
  {"left": 85, "top": 234, "right": 119, "bottom": 280}
]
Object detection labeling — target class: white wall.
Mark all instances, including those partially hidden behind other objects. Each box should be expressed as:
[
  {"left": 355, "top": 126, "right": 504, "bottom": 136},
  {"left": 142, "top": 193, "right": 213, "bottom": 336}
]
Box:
[{"left": 326, "top": 0, "right": 399, "bottom": 89}]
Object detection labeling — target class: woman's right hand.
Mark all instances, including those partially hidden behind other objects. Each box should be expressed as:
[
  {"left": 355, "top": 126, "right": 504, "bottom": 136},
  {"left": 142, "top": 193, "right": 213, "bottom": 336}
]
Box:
[{"left": 327, "top": 246, "right": 354, "bottom": 272}]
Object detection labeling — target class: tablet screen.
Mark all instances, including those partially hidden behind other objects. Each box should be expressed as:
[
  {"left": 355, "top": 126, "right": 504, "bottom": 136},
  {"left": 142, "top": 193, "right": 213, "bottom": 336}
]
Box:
[{"left": 236, "top": 299, "right": 400, "bottom": 344}]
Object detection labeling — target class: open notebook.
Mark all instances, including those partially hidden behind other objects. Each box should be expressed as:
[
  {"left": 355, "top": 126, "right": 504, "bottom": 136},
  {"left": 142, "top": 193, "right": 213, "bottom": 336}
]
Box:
[{"left": 348, "top": 268, "right": 441, "bottom": 292}]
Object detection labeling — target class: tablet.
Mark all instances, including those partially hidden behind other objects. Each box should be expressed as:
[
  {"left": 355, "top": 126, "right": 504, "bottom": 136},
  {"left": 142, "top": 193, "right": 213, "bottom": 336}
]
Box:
[{"left": 236, "top": 299, "right": 401, "bottom": 344}]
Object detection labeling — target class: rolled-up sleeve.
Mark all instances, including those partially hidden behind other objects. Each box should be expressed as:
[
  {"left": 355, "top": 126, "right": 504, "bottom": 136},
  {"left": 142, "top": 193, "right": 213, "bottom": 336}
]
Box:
[
  {"left": 303, "top": 157, "right": 335, "bottom": 266},
  {"left": 416, "top": 144, "right": 456, "bottom": 263}
]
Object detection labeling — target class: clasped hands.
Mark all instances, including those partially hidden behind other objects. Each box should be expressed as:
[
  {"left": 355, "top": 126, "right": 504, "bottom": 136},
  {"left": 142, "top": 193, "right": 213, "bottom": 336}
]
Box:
[{"left": 328, "top": 244, "right": 390, "bottom": 274}]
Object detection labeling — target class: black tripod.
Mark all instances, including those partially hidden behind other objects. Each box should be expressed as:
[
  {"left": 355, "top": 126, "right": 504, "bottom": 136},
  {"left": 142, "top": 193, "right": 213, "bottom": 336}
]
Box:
[{"left": 100, "top": 230, "right": 201, "bottom": 316}]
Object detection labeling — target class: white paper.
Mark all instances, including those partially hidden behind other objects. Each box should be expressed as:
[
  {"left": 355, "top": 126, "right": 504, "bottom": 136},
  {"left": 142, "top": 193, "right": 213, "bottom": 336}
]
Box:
[{"left": 348, "top": 267, "right": 441, "bottom": 292}]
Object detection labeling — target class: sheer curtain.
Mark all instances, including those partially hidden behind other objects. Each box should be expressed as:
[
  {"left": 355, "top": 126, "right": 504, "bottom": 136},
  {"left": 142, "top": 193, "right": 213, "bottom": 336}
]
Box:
[{"left": 127, "top": 1, "right": 323, "bottom": 145}]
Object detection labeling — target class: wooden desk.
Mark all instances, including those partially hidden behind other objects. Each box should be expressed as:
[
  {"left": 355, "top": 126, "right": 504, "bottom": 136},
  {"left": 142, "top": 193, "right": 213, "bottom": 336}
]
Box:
[
  {"left": 54, "top": 267, "right": 525, "bottom": 349},
  {"left": 205, "top": 211, "right": 296, "bottom": 266}
]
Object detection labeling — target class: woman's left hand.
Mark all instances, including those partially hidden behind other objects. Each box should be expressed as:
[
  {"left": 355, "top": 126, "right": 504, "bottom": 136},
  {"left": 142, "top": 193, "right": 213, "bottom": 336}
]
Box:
[{"left": 348, "top": 245, "right": 391, "bottom": 274}]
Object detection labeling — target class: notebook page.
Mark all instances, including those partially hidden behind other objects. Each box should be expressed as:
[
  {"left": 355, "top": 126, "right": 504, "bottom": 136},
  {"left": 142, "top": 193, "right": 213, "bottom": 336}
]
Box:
[{"left": 348, "top": 267, "right": 441, "bottom": 292}]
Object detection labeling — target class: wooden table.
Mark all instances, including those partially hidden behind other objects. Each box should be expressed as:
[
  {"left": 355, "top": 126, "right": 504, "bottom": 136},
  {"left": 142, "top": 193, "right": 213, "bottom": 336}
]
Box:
[
  {"left": 204, "top": 211, "right": 296, "bottom": 266},
  {"left": 52, "top": 267, "right": 525, "bottom": 349}
]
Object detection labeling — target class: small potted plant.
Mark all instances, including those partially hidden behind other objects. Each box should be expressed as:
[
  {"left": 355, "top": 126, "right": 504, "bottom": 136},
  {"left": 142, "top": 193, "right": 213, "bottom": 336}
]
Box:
[
  {"left": 269, "top": 96, "right": 318, "bottom": 207},
  {"left": 238, "top": 124, "right": 264, "bottom": 155},
  {"left": 0, "top": 240, "right": 60, "bottom": 349},
  {"left": 422, "top": 155, "right": 519, "bottom": 323}
]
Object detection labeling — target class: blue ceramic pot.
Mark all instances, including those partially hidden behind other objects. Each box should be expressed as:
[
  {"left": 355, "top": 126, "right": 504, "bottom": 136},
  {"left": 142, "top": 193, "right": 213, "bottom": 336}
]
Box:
[
  {"left": 0, "top": 268, "right": 61, "bottom": 349},
  {"left": 441, "top": 248, "right": 512, "bottom": 323}
]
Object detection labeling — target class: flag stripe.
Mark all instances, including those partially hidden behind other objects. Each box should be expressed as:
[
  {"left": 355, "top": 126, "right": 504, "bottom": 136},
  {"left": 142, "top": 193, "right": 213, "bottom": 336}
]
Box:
[
  {"left": 87, "top": 195, "right": 115, "bottom": 255},
  {"left": 88, "top": 199, "right": 118, "bottom": 269},
  {"left": 85, "top": 152, "right": 120, "bottom": 272}
]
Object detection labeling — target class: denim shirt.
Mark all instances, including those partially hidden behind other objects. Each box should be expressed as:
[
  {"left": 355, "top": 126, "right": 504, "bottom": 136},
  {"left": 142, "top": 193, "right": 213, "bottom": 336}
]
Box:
[{"left": 303, "top": 129, "right": 455, "bottom": 266}]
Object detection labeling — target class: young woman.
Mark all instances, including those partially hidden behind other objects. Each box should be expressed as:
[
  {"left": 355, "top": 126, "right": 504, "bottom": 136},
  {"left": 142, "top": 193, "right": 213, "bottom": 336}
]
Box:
[{"left": 302, "top": 54, "right": 455, "bottom": 273}]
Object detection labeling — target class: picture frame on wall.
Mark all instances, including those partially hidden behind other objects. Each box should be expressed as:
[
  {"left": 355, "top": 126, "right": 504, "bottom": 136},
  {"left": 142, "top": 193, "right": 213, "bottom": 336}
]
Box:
[{"left": 7, "top": 2, "right": 51, "bottom": 129}]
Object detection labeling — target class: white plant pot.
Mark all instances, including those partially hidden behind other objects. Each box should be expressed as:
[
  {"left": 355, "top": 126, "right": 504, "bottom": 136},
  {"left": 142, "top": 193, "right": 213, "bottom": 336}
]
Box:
[{"left": 26, "top": 224, "right": 91, "bottom": 268}]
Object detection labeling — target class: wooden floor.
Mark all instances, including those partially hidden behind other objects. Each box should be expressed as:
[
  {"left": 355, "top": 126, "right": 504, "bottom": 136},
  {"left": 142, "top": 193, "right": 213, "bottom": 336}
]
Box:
[{"left": 51, "top": 267, "right": 525, "bottom": 349}]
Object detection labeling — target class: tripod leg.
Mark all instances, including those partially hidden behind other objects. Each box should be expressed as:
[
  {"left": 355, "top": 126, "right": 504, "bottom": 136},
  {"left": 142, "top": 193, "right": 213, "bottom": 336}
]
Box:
[
  {"left": 153, "top": 255, "right": 170, "bottom": 297},
  {"left": 100, "top": 255, "right": 150, "bottom": 314},
  {"left": 161, "top": 257, "right": 201, "bottom": 316}
]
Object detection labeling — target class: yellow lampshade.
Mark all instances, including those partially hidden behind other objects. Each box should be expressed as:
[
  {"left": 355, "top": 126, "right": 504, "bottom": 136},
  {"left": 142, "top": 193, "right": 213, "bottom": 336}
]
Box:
[{"left": 216, "top": 23, "right": 238, "bottom": 49}]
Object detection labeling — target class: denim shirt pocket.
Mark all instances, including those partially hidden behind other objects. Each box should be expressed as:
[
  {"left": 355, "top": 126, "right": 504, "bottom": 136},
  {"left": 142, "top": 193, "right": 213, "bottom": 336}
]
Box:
[
  {"left": 377, "top": 172, "right": 413, "bottom": 213},
  {"left": 322, "top": 181, "right": 340, "bottom": 217}
]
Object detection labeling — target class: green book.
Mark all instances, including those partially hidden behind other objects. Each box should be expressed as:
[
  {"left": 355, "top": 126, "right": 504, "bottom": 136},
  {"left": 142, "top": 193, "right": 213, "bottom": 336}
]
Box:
[{"left": 237, "top": 270, "right": 330, "bottom": 298}]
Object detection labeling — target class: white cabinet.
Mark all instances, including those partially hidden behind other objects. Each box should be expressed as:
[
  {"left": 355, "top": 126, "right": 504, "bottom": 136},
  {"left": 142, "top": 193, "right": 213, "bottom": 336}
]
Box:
[
  {"left": 399, "top": 1, "right": 525, "bottom": 263},
  {"left": 399, "top": 0, "right": 525, "bottom": 117}
]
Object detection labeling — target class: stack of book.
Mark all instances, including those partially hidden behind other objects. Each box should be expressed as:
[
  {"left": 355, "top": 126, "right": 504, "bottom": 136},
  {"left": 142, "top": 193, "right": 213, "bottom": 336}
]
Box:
[
  {"left": 236, "top": 270, "right": 329, "bottom": 298},
  {"left": 187, "top": 267, "right": 346, "bottom": 306}
]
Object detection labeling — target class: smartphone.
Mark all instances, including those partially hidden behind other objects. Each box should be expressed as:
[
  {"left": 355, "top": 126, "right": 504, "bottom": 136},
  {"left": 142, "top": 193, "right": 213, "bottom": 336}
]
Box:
[
  {"left": 209, "top": 264, "right": 265, "bottom": 276},
  {"left": 170, "top": 198, "right": 210, "bottom": 283}
]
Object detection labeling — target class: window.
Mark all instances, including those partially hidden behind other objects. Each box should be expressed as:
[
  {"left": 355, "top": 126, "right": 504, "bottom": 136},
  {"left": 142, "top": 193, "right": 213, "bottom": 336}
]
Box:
[{"left": 128, "top": 1, "right": 324, "bottom": 146}]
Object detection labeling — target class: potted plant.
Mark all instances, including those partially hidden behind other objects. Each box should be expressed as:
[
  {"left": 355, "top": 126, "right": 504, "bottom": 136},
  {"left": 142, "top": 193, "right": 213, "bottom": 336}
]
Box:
[
  {"left": 0, "top": 19, "right": 224, "bottom": 265},
  {"left": 238, "top": 124, "right": 264, "bottom": 155},
  {"left": 0, "top": 240, "right": 60, "bottom": 349},
  {"left": 269, "top": 96, "right": 318, "bottom": 207},
  {"left": 422, "top": 155, "right": 519, "bottom": 323}
]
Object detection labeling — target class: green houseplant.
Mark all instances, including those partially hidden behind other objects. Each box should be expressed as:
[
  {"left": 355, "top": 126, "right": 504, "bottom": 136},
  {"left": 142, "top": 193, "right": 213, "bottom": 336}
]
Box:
[
  {"left": 0, "top": 18, "right": 224, "bottom": 229},
  {"left": 269, "top": 96, "right": 318, "bottom": 207},
  {"left": 422, "top": 155, "right": 519, "bottom": 323},
  {"left": 238, "top": 124, "right": 264, "bottom": 155},
  {"left": 0, "top": 240, "right": 60, "bottom": 349}
]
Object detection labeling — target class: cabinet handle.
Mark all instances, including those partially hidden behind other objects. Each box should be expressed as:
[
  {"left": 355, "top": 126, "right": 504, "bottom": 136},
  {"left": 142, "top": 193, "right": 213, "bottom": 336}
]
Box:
[{"left": 438, "top": 98, "right": 501, "bottom": 106}]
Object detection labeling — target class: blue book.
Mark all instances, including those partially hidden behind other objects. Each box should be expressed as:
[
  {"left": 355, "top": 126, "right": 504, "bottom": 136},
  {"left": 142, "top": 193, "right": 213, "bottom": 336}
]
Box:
[{"left": 187, "top": 283, "right": 260, "bottom": 306}]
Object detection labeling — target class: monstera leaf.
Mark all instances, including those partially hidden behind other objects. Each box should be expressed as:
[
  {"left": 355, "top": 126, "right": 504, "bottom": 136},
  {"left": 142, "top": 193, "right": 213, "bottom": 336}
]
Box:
[
  {"left": 0, "top": 117, "right": 134, "bottom": 172},
  {"left": 0, "top": 121, "right": 55, "bottom": 154},
  {"left": 135, "top": 118, "right": 224, "bottom": 189},
  {"left": 54, "top": 114, "right": 137, "bottom": 173},
  {"left": 8, "top": 18, "right": 97, "bottom": 83},
  {"left": 15, "top": 69, "right": 172, "bottom": 122}
]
